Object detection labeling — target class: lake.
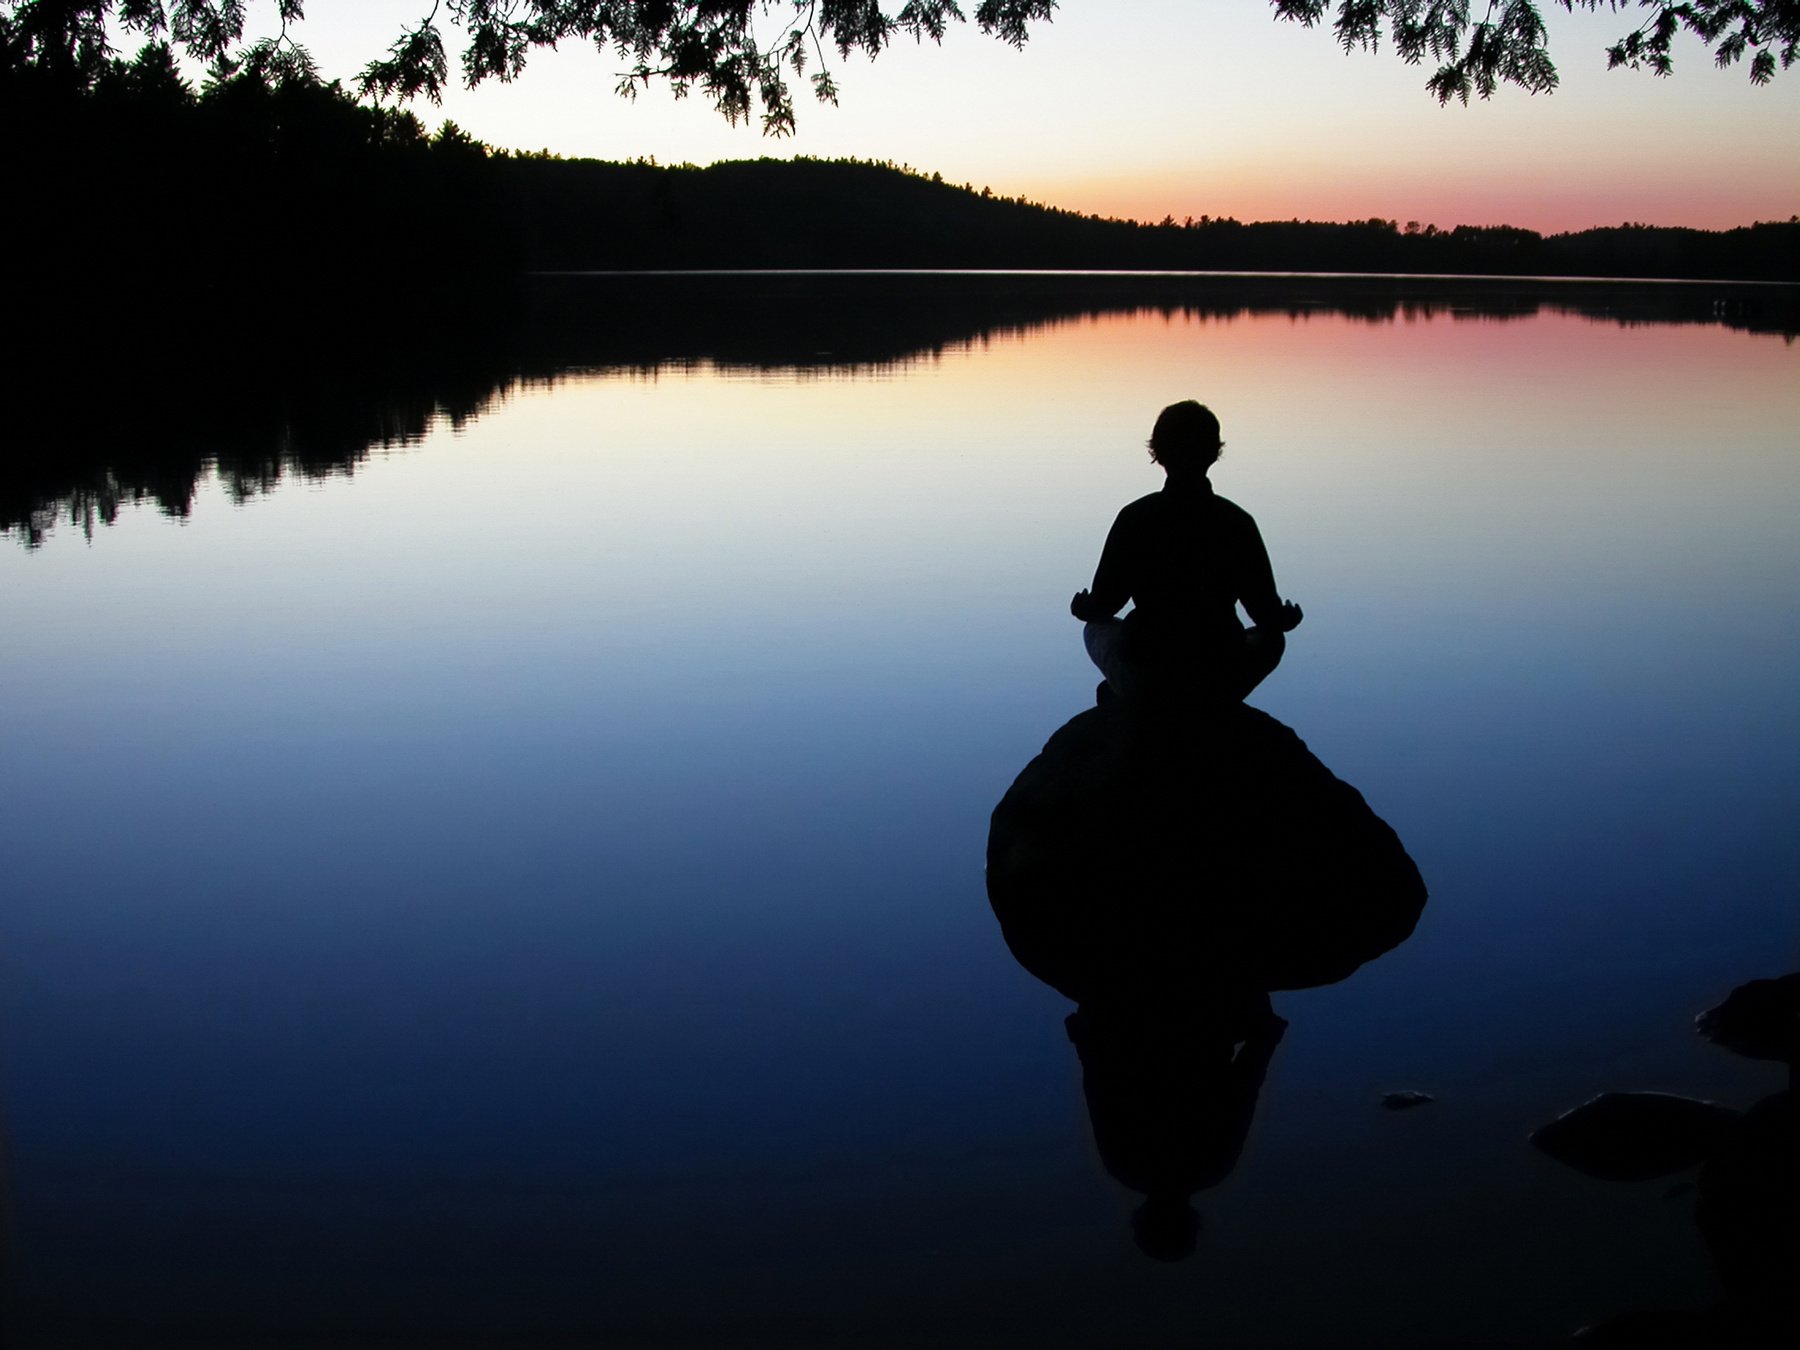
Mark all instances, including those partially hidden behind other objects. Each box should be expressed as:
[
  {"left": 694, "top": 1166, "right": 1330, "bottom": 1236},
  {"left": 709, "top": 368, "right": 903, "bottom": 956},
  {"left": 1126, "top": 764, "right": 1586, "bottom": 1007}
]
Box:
[{"left": 3, "top": 274, "right": 1796, "bottom": 1347}]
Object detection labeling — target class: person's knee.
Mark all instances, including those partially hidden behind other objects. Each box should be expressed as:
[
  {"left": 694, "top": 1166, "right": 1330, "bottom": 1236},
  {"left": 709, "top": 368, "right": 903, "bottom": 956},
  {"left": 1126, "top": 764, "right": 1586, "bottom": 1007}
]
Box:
[
  {"left": 1249, "top": 626, "right": 1286, "bottom": 664},
  {"left": 1237, "top": 627, "right": 1285, "bottom": 698},
  {"left": 1084, "top": 617, "right": 1124, "bottom": 667}
]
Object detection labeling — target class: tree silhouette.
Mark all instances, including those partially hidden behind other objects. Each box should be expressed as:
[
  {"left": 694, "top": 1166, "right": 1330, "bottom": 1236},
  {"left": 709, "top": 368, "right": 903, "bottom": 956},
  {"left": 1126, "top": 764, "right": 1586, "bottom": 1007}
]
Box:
[
  {"left": 2, "top": 3, "right": 1792, "bottom": 130},
  {"left": 1272, "top": 1, "right": 1799, "bottom": 103}
]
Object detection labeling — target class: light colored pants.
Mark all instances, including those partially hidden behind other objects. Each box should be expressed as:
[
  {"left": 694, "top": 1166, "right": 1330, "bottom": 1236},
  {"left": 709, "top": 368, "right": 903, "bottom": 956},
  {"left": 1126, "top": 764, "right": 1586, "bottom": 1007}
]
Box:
[{"left": 1084, "top": 618, "right": 1285, "bottom": 704}]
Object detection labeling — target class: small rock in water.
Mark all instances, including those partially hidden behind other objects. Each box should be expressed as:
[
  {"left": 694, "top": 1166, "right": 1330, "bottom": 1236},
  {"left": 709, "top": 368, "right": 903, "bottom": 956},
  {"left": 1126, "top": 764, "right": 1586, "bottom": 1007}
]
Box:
[
  {"left": 1530, "top": 1092, "right": 1740, "bottom": 1181},
  {"left": 1694, "top": 971, "right": 1800, "bottom": 1064},
  {"left": 1381, "top": 1090, "right": 1435, "bottom": 1110}
]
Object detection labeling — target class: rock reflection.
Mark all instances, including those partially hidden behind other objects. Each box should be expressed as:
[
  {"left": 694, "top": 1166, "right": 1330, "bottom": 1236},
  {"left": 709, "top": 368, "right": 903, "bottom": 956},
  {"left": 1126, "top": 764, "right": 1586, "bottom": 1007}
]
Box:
[{"left": 987, "top": 698, "right": 1427, "bottom": 1255}]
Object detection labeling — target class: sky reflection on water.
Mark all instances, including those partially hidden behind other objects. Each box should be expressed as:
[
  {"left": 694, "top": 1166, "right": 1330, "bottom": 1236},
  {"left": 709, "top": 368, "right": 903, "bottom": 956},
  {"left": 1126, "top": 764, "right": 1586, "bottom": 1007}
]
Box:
[{"left": 2, "top": 296, "right": 1796, "bottom": 1346}]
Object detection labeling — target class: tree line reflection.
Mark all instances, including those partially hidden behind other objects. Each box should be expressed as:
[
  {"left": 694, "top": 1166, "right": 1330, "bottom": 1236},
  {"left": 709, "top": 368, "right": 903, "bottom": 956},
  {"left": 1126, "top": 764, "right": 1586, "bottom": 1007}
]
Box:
[{"left": 8, "top": 273, "right": 1795, "bottom": 548}]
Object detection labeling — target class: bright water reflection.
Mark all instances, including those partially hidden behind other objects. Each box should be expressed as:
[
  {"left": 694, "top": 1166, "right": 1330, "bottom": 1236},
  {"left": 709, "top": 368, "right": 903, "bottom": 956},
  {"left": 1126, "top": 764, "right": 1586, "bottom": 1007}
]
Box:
[{"left": 2, "top": 285, "right": 1796, "bottom": 1347}]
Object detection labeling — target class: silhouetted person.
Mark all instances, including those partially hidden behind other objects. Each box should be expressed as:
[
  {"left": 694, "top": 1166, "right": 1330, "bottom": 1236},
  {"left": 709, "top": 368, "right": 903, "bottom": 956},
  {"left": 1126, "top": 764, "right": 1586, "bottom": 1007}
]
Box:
[{"left": 1071, "top": 401, "right": 1303, "bottom": 705}]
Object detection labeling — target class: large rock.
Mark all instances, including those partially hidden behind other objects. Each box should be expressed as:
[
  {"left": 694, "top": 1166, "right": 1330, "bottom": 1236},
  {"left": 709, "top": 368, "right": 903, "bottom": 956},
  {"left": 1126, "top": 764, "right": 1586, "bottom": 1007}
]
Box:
[{"left": 986, "top": 701, "right": 1427, "bottom": 1000}]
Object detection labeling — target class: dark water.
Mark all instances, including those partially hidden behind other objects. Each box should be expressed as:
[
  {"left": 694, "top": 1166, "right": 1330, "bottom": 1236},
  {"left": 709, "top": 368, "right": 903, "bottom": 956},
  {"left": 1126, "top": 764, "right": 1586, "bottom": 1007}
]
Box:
[{"left": 2, "top": 276, "right": 1795, "bottom": 1347}]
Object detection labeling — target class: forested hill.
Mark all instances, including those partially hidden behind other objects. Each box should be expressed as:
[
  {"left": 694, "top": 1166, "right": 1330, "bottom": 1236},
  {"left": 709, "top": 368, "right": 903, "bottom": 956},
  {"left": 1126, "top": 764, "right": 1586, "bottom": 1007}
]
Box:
[
  {"left": 507, "top": 155, "right": 1799, "bottom": 282},
  {"left": 6, "top": 48, "right": 1796, "bottom": 333}
]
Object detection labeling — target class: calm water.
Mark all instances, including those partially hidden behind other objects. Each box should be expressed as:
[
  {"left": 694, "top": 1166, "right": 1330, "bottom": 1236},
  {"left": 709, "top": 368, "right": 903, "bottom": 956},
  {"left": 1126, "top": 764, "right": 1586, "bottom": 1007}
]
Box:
[{"left": 3, "top": 277, "right": 1797, "bottom": 1347}]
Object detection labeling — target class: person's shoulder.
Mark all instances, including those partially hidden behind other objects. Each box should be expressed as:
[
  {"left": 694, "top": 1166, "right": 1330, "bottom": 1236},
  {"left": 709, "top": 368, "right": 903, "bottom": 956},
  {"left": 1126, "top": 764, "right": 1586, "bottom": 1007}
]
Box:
[
  {"left": 1112, "top": 491, "right": 1164, "bottom": 523},
  {"left": 1209, "top": 492, "right": 1258, "bottom": 527}
]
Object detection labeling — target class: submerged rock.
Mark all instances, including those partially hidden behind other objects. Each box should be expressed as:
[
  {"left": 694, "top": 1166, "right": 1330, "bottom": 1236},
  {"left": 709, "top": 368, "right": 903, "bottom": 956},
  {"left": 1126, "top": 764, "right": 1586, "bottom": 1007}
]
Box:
[
  {"left": 1696, "top": 972, "right": 1800, "bottom": 1066},
  {"left": 1530, "top": 1092, "right": 1742, "bottom": 1182},
  {"left": 1531, "top": 974, "right": 1800, "bottom": 1340},
  {"left": 986, "top": 701, "right": 1427, "bottom": 1001},
  {"left": 1696, "top": 1089, "right": 1799, "bottom": 1308},
  {"left": 1380, "top": 1090, "right": 1436, "bottom": 1110},
  {"left": 1573, "top": 1306, "right": 1719, "bottom": 1347}
]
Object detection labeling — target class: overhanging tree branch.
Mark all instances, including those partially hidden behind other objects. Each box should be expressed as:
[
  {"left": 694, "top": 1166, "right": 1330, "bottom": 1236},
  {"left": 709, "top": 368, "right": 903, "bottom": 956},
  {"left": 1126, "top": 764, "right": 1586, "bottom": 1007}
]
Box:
[
  {"left": 2, "top": 1, "right": 1792, "bottom": 127},
  {"left": 1273, "top": 1, "right": 1798, "bottom": 99}
]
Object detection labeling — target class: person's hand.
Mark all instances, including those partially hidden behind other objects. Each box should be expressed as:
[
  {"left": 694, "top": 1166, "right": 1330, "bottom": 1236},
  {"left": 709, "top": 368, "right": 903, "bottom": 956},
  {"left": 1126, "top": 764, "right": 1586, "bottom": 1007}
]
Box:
[
  {"left": 1279, "top": 600, "right": 1304, "bottom": 632},
  {"left": 1071, "top": 589, "right": 1094, "bottom": 620}
]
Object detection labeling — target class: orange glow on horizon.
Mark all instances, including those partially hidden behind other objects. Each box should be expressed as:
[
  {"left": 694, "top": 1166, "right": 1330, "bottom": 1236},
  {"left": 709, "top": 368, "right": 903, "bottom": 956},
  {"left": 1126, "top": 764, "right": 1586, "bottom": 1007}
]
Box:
[{"left": 1005, "top": 169, "right": 1798, "bottom": 236}]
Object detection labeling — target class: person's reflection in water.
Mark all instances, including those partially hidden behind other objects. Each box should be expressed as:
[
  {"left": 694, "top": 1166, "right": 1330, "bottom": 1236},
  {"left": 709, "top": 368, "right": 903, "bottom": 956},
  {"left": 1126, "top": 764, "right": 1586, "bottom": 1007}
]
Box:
[
  {"left": 1066, "top": 988, "right": 1288, "bottom": 1261},
  {"left": 1071, "top": 401, "right": 1304, "bottom": 705}
]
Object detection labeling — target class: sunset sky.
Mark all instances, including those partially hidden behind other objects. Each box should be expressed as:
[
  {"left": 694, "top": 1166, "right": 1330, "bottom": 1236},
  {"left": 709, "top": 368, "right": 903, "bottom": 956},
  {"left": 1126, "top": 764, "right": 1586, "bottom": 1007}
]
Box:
[{"left": 193, "top": 3, "right": 1795, "bottom": 233}]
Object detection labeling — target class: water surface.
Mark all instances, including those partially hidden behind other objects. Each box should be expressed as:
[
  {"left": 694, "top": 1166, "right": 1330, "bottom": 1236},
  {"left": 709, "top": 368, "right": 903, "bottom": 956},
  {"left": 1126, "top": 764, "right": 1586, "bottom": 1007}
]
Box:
[{"left": 3, "top": 276, "right": 1796, "bottom": 1347}]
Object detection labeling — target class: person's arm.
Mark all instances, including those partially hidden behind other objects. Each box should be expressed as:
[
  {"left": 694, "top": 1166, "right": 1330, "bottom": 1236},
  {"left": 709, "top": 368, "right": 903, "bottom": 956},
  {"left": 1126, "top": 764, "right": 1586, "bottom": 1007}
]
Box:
[
  {"left": 1070, "top": 511, "right": 1134, "bottom": 621},
  {"left": 1237, "top": 515, "right": 1303, "bottom": 633}
]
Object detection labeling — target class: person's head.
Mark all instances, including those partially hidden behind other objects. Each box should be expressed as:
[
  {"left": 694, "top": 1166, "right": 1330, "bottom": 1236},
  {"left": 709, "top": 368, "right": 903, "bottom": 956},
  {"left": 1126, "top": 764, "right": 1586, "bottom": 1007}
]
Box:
[{"left": 1148, "top": 401, "right": 1223, "bottom": 477}]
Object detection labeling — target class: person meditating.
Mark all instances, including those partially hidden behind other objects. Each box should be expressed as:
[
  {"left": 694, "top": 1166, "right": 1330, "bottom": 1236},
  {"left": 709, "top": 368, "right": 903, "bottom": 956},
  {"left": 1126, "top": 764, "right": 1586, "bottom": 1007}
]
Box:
[{"left": 1071, "top": 401, "right": 1303, "bottom": 705}]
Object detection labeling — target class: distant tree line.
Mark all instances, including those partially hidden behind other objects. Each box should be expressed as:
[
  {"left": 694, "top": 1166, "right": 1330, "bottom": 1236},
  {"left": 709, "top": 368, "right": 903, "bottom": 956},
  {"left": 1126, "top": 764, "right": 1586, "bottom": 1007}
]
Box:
[
  {"left": 6, "top": 49, "right": 1794, "bottom": 342},
  {"left": 501, "top": 153, "right": 1799, "bottom": 280}
]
